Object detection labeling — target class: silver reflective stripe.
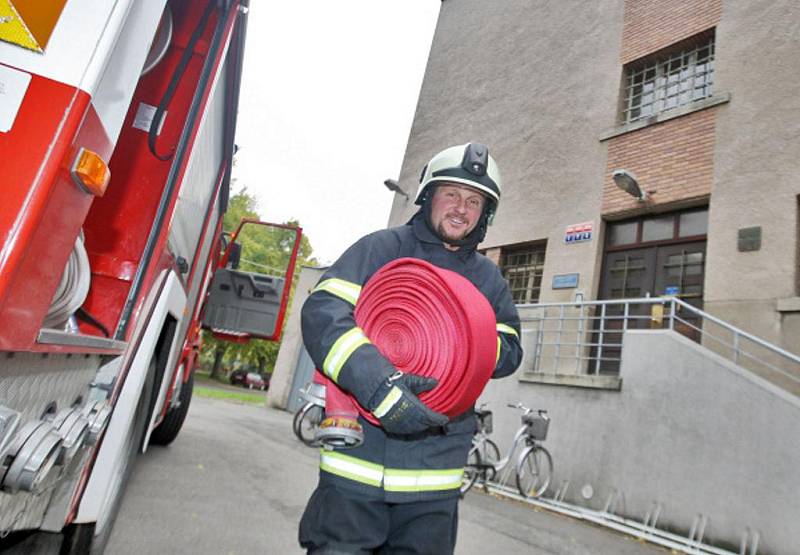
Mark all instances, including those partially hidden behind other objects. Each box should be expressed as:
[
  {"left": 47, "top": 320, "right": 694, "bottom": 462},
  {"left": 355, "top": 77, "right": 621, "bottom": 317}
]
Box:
[
  {"left": 372, "top": 386, "right": 402, "bottom": 418},
  {"left": 322, "top": 327, "right": 370, "bottom": 382},
  {"left": 383, "top": 468, "right": 464, "bottom": 492},
  {"left": 312, "top": 278, "right": 362, "bottom": 305},
  {"left": 496, "top": 323, "right": 519, "bottom": 337},
  {"left": 320, "top": 450, "right": 383, "bottom": 487}
]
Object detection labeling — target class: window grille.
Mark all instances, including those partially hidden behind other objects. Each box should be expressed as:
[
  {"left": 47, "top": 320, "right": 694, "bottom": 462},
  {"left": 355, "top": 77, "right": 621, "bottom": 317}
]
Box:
[
  {"left": 623, "top": 34, "right": 715, "bottom": 124},
  {"left": 500, "top": 245, "right": 546, "bottom": 304}
]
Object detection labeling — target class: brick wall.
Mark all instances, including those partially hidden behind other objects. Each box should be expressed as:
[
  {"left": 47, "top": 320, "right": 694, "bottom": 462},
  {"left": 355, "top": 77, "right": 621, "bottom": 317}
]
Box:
[
  {"left": 602, "top": 109, "right": 717, "bottom": 216},
  {"left": 621, "top": 0, "right": 722, "bottom": 64}
]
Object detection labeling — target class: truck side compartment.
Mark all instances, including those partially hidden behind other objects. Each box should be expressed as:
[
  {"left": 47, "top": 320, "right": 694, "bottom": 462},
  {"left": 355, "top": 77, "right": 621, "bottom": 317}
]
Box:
[{"left": 0, "top": 0, "right": 250, "bottom": 548}]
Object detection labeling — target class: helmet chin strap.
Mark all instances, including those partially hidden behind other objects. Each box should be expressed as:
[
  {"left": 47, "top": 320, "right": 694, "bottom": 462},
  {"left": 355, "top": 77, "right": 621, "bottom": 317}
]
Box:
[{"left": 422, "top": 196, "right": 491, "bottom": 249}]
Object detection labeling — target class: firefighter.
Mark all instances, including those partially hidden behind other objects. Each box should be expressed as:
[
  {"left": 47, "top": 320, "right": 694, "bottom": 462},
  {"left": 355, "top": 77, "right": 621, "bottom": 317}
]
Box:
[{"left": 299, "top": 143, "right": 523, "bottom": 554}]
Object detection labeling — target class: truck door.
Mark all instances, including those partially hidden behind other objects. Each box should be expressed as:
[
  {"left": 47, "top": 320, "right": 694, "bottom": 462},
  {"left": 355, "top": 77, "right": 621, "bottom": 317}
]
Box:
[{"left": 202, "top": 219, "right": 302, "bottom": 342}]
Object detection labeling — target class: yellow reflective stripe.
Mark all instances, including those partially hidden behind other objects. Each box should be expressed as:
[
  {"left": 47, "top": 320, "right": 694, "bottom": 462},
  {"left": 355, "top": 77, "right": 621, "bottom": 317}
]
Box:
[
  {"left": 496, "top": 323, "right": 519, "bottom": 338},
  {"left": 383, "top": 468, "right": 464, "bottom": 492},
  {"left": 320, "top": 450, "right": 384, "bottom": 487},
  {"left": 373, "top": 386, "right": 402, "bottom": 418},
  {"left": 322, "top": 327, "right": 370, "bottom": 382},
  {"left": 496, "top": 337, "right": 502, "bottom": 364},
  {"left": 312, "top": 278, "right": 362, "bottom": 305},
  {"left": 319, "top": 452, "right": 464, "bottom": 492}
]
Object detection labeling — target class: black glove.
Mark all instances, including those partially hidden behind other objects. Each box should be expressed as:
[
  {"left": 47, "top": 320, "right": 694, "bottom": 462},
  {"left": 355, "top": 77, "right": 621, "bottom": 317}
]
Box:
[{"left": 367, "top": 371, "right": 449, "bottom": 435}]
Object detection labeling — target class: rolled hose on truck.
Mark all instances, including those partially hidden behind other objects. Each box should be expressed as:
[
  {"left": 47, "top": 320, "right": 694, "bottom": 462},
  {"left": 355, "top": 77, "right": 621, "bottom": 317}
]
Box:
[
  {"left": 315, "top": 258, "right": 497, "bottom": 448},
  {"left": 43, "top": 232, "right": 91, "bottom": 330}
]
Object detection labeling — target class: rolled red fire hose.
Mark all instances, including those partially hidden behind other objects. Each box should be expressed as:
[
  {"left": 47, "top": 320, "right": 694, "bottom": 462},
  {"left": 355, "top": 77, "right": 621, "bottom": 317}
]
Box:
[{"left": 319, "top": 257, "right": 498, "bottom": 429}]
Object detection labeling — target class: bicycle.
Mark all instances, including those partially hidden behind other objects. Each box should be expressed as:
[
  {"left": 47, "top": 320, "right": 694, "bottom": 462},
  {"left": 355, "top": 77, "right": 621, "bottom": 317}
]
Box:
[
  {"left": 461, "top": 402, "right": 553, "bottom": 500},
  {"left": 292, "top": 382, "right": 325, "bottom": 447}
]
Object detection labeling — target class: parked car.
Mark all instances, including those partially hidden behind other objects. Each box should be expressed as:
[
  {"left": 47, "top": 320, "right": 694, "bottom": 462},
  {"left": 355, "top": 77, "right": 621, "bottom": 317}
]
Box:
[{"left": 230, "top": 369, "right": 266, "bottom": 390}]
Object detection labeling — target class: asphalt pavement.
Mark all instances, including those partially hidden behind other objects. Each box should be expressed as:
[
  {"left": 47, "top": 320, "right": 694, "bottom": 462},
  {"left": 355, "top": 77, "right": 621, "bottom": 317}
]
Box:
[{"left": 106, "top": 395, "right": 668, "bottom": 555}]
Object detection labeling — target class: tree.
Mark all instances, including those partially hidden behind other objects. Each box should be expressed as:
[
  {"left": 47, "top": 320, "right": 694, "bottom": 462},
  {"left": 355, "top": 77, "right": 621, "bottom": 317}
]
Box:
[{"left": 201, "top": 187, "right": 316, "bottom": 380}]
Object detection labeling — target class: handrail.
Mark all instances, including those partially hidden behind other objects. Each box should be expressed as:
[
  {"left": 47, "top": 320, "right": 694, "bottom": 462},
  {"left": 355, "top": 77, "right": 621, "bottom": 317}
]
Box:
[
  {"left": 671, "top": 297, "right": 800, "bottom": 365},
  {"left": 518, "top": 297, "right": 668, "bottom": 309},
  {"left": 517, "top": 296, "right": 800, "bottom": 386}
]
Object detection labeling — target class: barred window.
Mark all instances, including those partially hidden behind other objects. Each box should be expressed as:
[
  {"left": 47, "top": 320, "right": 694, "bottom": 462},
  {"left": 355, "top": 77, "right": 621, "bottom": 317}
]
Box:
[
  {"left": 623, "top": 32, "right": 715, "bottom": 124},
  {"left": 500, "top": 244, "right": 546, "bottom": 304}
]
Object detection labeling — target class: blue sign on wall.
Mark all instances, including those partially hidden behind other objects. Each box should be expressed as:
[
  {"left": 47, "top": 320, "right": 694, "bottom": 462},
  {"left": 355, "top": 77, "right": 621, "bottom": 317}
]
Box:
[{"left": 552, "top": 273, "right": 580, "bottom": 289}]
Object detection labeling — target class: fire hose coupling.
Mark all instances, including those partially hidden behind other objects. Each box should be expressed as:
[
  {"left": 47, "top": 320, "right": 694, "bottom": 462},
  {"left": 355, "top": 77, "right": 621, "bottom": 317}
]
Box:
[
  {"left": 1, "top": 420, "right": 63, "bottom": 494},
  {"left": 316, "top": 416, "right": 364, "bottom": 450},
  {"left": 50, "top": 408, "right": 90, "bottom": 466},
  {"left": 299, "top": 382, "right": 326, "bottom": 407},
  {"left": 0, "top": 404, "right": 94, "bottom": 495},
  {"left": 83, "top": 401, "right": 113, "bottom": 446}
]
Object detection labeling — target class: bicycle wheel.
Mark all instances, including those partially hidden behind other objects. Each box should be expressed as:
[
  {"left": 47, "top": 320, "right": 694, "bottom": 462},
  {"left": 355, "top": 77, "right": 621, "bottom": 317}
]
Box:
[
  {"left": 294, "top": 403, "right": 323, "bottom": 447},
  {"left": 460, "top": 444, "right": 482, "bottom": 496},
  {"left": 476, "top": 438, "right": 500, "bottom": 484},
  {"left": 481, "top": 439, "right": 500, "bottom": 464},
  {"left": 292, "top": 404, "right": 306, "bottom": 440},
  {"left": 515, "top": 445, "right": 553, "bottom": 499}
]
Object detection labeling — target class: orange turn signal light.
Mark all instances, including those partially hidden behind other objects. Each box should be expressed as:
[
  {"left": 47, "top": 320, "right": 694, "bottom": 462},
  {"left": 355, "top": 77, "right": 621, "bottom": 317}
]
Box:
[{"left": 71, "top": 148, "right": 110, "bottom": 197}]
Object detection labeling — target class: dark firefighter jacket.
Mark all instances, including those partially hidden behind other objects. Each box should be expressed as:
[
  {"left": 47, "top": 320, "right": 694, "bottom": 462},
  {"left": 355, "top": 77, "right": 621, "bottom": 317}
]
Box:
[{"left": 300, "top": 212, "right": 523, "bottom": 503}]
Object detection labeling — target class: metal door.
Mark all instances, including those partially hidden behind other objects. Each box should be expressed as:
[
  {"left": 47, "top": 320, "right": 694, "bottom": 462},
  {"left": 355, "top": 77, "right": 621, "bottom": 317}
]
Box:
[
  {"left": 593, "top": 249, "right": 658, "bottom": 373},
  {"left": 287, "top": 347, "right": 317, "bottom": 412},
  {"left": 594, "top": 241, "right": 707, "bottom": 372},
  {"left": 654, "top": 242, "right": 706, "bottom": 341}
]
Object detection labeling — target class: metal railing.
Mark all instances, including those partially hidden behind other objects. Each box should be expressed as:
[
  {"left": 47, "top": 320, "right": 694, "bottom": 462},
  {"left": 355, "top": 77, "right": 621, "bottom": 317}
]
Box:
[{"left": 517, "top": 297, "right": 800, "bottom": 388}]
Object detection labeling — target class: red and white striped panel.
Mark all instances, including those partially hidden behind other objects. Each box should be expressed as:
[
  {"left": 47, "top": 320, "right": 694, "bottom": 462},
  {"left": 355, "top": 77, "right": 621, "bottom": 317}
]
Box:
[{"left": 0, "top": 0, "right": 167, "bottom": 350}]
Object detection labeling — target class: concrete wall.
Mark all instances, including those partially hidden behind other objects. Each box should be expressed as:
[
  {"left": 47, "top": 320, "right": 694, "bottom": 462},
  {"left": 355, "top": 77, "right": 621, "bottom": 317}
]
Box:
[
  {"left": 266, "top": 265, "right": 326, "bottom": 410},
  {"left": 478, "top": 329, "right": 800, "bottom": 553},
  {"left": 386, "top": 0, "right": 625, "bottom": 304}
]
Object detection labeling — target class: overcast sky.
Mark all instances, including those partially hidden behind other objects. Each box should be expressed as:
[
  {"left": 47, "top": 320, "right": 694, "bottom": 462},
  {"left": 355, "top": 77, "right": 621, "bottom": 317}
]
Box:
[{"left": 232, "top": 2, "right": 440, "bottom": 264}]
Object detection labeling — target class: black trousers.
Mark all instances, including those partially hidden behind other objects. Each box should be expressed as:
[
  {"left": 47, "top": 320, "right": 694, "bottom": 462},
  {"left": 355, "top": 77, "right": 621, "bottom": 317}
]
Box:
[{"left": 299, "top": 484, "right": 459, "bottom": 555}]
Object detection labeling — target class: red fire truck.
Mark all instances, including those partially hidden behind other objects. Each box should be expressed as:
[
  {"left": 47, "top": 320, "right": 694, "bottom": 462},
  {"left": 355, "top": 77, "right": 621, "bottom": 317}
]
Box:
[{"left": 0, "top": 0, "right": 298, "bottom": 551}]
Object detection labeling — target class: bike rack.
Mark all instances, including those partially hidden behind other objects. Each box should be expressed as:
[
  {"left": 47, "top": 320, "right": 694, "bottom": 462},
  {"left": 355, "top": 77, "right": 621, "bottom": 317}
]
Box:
[
  {"left": 477, "top": 482, "right": 759, "bottom": 555},
  {"left": 739, "top": 528, "right": 759, "bottom": 555},
  {"left": 553, "top": 479, "right": 570, "bottom": 503}
]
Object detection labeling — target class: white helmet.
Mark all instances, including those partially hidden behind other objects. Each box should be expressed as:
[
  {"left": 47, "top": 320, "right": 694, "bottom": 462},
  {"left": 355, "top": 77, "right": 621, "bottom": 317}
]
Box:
[{"left": 415, "top": 143, "right": 502, "bottom": 217}]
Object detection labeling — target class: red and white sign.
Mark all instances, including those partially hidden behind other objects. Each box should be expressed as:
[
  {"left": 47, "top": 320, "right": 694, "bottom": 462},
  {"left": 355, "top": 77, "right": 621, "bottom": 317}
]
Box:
[{"left": 565, "top": 221, "right": 593, "bottom": 243}]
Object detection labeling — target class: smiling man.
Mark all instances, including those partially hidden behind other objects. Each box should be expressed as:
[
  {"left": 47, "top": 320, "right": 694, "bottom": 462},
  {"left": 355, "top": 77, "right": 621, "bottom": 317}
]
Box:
[
  {"left": 429, "top": 183, "right": 487, "bottom": 248},
  {"left": 298, "top": 143, "right": 522, "bottom": 555}
]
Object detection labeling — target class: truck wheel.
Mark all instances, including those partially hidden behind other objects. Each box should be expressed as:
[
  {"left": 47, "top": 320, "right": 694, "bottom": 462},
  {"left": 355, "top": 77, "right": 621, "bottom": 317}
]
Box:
[
  {"left": 149, "top": 368, "right": 194, "bottom": 446},
  {"left": 61, "top": 360, "right": 155, "bottom": 554}
]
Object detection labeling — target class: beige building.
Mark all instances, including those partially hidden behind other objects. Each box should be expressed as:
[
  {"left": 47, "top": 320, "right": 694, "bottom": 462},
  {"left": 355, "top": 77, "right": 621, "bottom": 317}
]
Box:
[
  {"left": 380, "top": 0, "right": 800, "bottom": 552},
  {"left": 273, "top": 2, "right": 800, "bottom": 552},
  {"left": 388, "top": 0, "right": 799, "bottom": 385}
]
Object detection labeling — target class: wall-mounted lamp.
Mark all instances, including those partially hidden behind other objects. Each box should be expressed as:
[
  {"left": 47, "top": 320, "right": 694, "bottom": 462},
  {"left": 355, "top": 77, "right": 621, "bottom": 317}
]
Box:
[
  {"left": 383, "top": 178, "right": 409, "bottom": 201},
  {"left": 612, "top": 169, "right": 647, "bottom": 201}
]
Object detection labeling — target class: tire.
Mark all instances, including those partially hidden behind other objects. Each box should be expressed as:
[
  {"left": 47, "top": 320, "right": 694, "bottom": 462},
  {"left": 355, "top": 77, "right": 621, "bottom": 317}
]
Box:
[
  {"left": 480, "top": 439, "right": 500, "bottom": 465},
  {"left": 293, "top": 403, "right": 323, "bottom": 447},
  {"left": 61, "top": 360, "right": 155, "bottom": 554},
  {"left": 515, "top": 445, "right": 553, "bottom": 499},
  {"left": 477, "top": 438, "right": 500, "bottom": 485},
  {"left": 150, "top": 368, "right": 194, "bottom": 446},
  {"left": 460, "top": 444, "right": 481, "bottom": 496}
]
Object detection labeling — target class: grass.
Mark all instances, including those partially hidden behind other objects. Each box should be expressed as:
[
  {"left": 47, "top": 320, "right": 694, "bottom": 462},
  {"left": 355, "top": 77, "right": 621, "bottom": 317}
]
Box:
[
  {"left": 193, "top": 372, "right": 266, "bottom": 405},
  {"left": 193, "top": 386, "right": 265, "bottom": 405}
]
